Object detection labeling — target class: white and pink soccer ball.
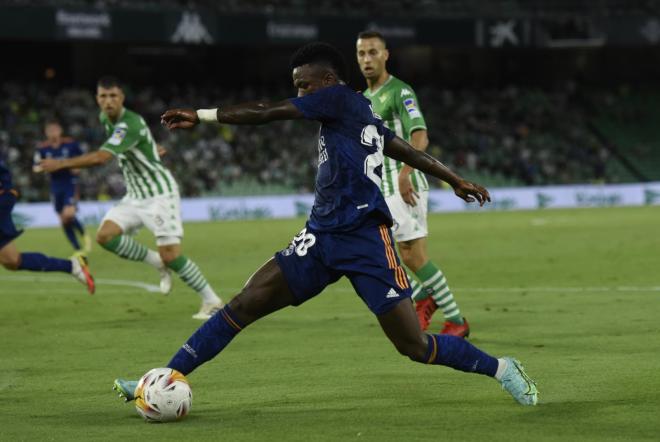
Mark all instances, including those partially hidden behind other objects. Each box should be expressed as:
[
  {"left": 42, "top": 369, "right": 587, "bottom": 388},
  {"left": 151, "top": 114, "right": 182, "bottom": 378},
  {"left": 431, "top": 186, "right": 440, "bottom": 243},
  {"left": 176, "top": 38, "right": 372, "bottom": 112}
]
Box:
[{"left": 134, "top": 368, "right": 192, "bottom": 423}]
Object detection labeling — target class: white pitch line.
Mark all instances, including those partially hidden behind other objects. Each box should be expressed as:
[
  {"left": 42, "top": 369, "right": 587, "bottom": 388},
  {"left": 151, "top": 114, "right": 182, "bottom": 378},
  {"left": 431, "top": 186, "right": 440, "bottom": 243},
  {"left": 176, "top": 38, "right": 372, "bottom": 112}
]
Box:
[
  {"left": 0, "top": 274, "right": 161, "bottom": 292},
  {"left": 95, "top": 278, "right": 161, "bottom": 292},
  {"left": 1, "top": 274, "right": 659, "bottom": 295}
]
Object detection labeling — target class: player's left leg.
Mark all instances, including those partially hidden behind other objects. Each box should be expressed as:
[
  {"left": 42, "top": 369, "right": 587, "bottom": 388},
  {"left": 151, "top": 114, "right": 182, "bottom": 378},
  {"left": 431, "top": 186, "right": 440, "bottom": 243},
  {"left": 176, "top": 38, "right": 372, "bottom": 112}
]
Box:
[
  {"left": 0, "top": 240, "right": 95, "bottom": 293},
  {"left": 398, "top": 237, "right": 468, "bottom": 337},
  {"left": 140, "top": 193, "right": 223, "bottom": 319},
  {"left": 97, "top": 203, "right": 170, "bottom": 291},
  {"left": 391, "top": 188, "right": 467, "bottom": 335},
  {"left": 157, "top": 240, "right": 223, "bottom": 320},
  {"left": 376, "top": 298, "right": 538, "bottom": 405}
]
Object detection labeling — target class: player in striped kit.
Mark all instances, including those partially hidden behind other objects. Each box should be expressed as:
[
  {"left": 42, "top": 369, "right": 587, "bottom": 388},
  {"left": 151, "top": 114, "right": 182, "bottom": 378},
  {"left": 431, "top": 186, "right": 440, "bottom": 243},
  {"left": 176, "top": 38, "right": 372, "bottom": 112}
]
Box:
[
  {"left": 39, "top": 77, "right": 222, "bottom": 320},
  {"left": 357, "top": 31, "right": 469, "bottom": 337}
]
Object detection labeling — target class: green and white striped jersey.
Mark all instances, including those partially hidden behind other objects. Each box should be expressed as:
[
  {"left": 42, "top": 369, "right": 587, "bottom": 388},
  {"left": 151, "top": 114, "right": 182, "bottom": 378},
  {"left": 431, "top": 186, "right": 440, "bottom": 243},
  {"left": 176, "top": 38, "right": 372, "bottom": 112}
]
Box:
[
  {"left": 100, "top": 108, "right": 178, "bottom": 199},
  {"left": 363, "top": 75, "right": 429, "bottom": 197}
]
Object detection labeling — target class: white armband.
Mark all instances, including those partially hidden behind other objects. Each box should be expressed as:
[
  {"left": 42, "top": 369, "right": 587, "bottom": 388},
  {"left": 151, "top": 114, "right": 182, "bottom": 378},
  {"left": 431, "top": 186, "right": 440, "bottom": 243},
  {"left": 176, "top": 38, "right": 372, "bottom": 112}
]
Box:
[{"left": 196, "top": 108, "right": 218, "bottom": 122}]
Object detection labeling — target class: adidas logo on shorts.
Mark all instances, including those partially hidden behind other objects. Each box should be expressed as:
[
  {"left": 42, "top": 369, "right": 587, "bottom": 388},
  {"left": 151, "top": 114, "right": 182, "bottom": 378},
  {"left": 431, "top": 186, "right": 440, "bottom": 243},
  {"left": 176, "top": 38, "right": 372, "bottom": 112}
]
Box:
[{"left": 386, "top": 288, "right": 399, "bottom": 299}]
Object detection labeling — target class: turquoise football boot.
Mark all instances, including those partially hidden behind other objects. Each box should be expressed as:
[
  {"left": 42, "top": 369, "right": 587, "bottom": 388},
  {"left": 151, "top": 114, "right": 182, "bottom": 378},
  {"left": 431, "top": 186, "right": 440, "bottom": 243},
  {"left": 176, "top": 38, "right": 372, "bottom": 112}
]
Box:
[
  {"left": 499, "top": 357, "right": 538, "bottom": 406},
  {"left": 113, "top": 379, "right": 139, "bottom": 402}
]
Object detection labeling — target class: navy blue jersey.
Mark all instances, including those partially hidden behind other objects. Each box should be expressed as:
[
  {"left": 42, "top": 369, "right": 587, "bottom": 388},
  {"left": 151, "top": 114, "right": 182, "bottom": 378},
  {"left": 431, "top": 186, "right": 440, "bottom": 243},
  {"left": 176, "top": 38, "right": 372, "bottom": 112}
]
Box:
[
  {"left": 0, "top": 150, "right": 12, "bottom": 192},
  {"left": 0, "top": 150, "right": 22, "bottom": 247},
  {"left": 34, "top": 139, "right": 82, "bottom": 190},
  {"left": 290, "top": 85, "right": 395, "bottom": 232}
]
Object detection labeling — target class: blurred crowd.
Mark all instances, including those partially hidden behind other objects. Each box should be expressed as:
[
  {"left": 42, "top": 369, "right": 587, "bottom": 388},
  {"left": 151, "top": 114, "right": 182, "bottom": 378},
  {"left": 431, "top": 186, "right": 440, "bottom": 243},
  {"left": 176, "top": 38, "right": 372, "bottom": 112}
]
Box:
[
  {"left": 0, "top": 82, "right": 319, "bottom": 201},
  {"left": 420, "top": 84, "right": 612, "bottom": 186},
  {"left": 0, "top": 81, "right": 632, "bottom": 202}
]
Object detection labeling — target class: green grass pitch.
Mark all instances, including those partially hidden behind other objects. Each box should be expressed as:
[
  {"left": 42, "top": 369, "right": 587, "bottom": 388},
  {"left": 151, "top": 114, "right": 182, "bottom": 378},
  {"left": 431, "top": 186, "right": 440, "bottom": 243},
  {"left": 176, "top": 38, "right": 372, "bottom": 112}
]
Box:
[{"left": 1, "top": 206, "right": 659, "bottom": 441}]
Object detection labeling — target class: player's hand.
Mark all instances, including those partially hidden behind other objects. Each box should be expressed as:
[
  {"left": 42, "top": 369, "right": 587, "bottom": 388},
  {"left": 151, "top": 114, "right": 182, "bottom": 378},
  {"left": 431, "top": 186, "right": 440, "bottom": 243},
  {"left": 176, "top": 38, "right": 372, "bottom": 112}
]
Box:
[
  {"left": 453, "top": 179, "right": 491, "bottom": 207},
  {"left": 398, "top": 174, "right": 418, "bottom": 206},
  {"left": 160, "top": 108, "right": 200, "bottom": 130},
  {"left": 39, "top": 159, "right": 63, "bottom": 173},
  {"left": 157, "top": 144, "right": 167, "bottom": 157}
]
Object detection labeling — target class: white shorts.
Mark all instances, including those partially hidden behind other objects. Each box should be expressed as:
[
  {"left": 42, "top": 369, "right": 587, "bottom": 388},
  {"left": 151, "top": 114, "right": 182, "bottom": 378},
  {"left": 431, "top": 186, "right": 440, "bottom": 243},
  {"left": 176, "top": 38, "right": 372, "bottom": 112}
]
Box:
[
  {"left": 101, "top": 193, "right": 184, "bottom": 246},
  {"left": 385, "top": 190, "right": 428, "bottom": 243}
]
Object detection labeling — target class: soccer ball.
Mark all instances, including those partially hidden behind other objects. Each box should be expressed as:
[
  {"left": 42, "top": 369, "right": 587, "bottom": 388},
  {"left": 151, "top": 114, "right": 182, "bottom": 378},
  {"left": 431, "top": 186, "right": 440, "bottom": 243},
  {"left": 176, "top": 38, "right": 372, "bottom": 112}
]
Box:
[{"left": 134, "top": 368, "right": 192, "bottom": 422}]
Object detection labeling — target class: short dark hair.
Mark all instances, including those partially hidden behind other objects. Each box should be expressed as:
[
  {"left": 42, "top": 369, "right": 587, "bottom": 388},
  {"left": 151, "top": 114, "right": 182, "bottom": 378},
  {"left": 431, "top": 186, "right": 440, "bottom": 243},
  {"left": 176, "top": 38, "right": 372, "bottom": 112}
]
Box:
[
  {"left": 290, "top": 42, "right": 348, "bottom": 81},
  {"left": 357, "top": 30, "right": 387, "bottom": 46},
  {"left": 44, "top": 117, "right": 61, "bottom": 127},
  {"left": 97, "top": 75, "right": 122, "bottom": 90}
]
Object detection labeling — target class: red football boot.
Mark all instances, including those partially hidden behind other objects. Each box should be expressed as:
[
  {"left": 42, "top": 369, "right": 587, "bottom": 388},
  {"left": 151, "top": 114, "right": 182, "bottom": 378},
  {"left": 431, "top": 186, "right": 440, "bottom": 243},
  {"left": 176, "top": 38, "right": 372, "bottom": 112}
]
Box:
[
  {"left": 440, "top": 317, "right": 470, "bottom": 338},
  {"left": 415, "top": 297, "right": 438, "bottom": 331}
]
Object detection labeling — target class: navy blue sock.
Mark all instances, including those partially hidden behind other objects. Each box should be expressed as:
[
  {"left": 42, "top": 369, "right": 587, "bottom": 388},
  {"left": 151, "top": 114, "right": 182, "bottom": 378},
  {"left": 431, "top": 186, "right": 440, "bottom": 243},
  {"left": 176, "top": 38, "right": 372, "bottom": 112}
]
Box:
[
  {"left": 63, "top": 223, "right": 81, "bottom": 250},
  {"left": 422, "top": 334, "right": 498, "bottom": 377},
  {"left": 72, "top": 217, "right": 85, "bottom": 235},
  {"left": 18, "top": 253, "right": 72, "bottom": 273},
  {"left": 167, "top": 306, "right": 244, "bottom": 375}
]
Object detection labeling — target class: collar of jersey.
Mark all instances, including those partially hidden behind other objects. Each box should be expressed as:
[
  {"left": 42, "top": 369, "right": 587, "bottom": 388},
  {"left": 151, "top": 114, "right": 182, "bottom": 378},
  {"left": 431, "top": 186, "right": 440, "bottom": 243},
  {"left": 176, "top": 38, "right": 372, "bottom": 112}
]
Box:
[
  {"left": 107, "top": 107, "right": 126, "bottom": 127},
  {"left": 365, "top": 75, "right": 394, "bottom": 97}
]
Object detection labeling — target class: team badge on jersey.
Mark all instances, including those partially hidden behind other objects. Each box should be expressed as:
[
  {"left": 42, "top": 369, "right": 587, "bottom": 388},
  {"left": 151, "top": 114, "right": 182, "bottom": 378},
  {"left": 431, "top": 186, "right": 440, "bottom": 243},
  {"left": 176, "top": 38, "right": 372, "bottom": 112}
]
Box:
[
  {"left": 108, "top": 125, "right": 128, "bottom": 146},
  {"left": 403, "top": 98, "right": 421, "bottom": 119}
]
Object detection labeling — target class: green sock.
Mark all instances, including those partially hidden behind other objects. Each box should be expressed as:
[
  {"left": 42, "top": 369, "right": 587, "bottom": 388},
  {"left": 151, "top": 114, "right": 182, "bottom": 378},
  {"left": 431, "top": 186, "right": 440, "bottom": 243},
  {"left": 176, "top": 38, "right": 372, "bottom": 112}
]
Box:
[
  {"left": 415, "top": 261, "right": 463, "bottom": 324},
  {"left": 167, "top": 255, "right": 212, "bottom": 295},
  {"left": 408, "top": 275, "right": 425, "bottom": 301},
  {"left": 101, "top": 235, "right": 149, "bottom": 262}
]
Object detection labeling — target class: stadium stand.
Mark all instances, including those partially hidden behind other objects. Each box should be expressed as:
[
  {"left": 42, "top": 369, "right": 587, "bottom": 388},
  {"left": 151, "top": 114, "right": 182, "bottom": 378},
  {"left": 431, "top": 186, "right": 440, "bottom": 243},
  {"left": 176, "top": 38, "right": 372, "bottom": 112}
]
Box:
[
  {"left": 588, "top": 88, "right": 660, "bottom": 182},
  {"left": 1, "top": 81, "right": 653, "bottom": 201},
  {"left": 0, "top": 0, "right": 657, "bottom": 17}
]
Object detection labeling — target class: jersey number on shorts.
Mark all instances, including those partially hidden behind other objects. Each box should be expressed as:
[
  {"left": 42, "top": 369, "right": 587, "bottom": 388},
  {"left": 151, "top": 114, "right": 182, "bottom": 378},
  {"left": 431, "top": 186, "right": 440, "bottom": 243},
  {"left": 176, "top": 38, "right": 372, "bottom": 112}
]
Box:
[
  {"left": 291, "top": 228, "right": 316, "bottom": 257},
  {"left": 361, "top": 124, "right": 385, "bottom": 187}
]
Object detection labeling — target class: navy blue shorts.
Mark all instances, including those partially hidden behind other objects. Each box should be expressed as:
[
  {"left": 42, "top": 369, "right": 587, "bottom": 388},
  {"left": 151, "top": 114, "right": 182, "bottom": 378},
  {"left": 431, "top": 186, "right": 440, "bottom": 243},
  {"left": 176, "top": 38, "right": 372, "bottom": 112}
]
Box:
[
  {"left": 52, "top": 185, "right": 77, "bottom": 213},
  {"left": 275, "top": 219, "right": 412, "bottom": 315},
  {"left": 0, "top": 193, "right": 23, "bottom": 249}
]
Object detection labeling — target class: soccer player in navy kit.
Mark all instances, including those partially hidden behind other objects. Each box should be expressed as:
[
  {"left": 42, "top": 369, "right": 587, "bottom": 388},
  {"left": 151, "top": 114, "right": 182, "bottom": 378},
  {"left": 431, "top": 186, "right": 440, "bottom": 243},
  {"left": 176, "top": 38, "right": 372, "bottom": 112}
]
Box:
[
  {"left": 33, "top": 119, "right": 90, "bottom": 253},
  {"left": 0, "top": 149, "right": 94, "bottom": 293},
  {"left": 114, "top": 43, "right": 538, "bottom": 406}
]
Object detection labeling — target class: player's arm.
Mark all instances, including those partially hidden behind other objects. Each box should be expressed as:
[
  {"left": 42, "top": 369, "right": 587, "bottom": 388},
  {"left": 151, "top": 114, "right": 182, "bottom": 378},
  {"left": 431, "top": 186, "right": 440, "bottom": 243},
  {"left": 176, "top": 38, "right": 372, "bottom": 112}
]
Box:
[
  {"left": 384, "top": 136, "right": 490, "bottom": 206},
  {"left": 70, "top": 142, "right": 84, "bottom": 175},
  {"left": 38, "top": 150, "right": 113, "bottom": 173},
  {"left": 42, "top": 123, "right": 140, "bottom": 173},
  {"left": 395, "top": 90, "right": 429, "bottom": 206},
  {"left": 32, "top": 150, "right": 43, "bottom": 173},
  {"left": 157, "top": 144, "right": 167, "bottom": 157},
  {"left": 161, "top": 100, "right": 304, "bottom": 129},
  {"left": 398, "top": 129, "right": 429, "bottom": 206}
]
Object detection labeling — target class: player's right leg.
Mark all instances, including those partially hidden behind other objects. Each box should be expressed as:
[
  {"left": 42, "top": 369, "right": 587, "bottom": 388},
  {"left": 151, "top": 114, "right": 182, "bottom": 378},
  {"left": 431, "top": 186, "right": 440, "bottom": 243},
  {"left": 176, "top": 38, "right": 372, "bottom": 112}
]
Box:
[
  {"left": 376, "top": 298, "right": 537, "bottom": 405},
  {"left": 58, "top": 201, "right": 82, "bottom": 252},
  {"left": 114, "top": 258, "right": 296, "bottom": 401},
  {"left": 60, "top": 201, "right": 90, "bottom": 254},
  {"left": 96, "top": 207, "right": 171, "bottom": 293}
]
